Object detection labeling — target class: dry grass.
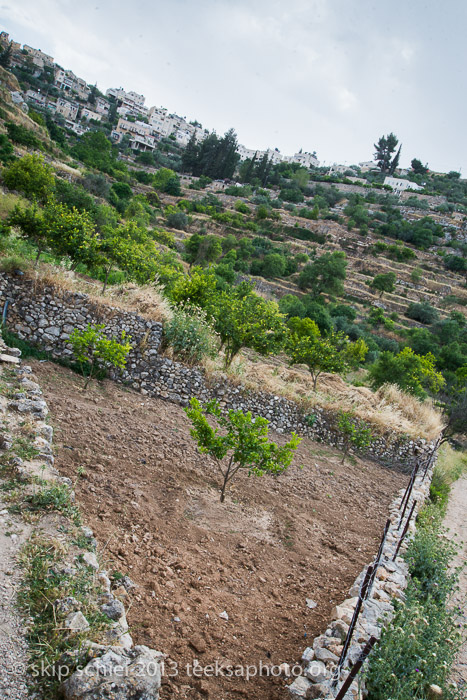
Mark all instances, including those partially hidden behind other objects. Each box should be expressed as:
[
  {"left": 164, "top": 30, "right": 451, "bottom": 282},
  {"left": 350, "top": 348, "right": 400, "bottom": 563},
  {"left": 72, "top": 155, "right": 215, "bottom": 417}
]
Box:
[
  {"left": 203, "top": 353, "right": 444, "bottom": 441},
  {"left": 22, "top": 265, "right": 174, "bottom": 324},
  {"left": 0, "top": 190, "right": 28, "bottom": 220},
  {"left": 51, "top": 161, "right": 82, "bottom": 178},
  {"left": 5, "top": 263, "right": 444, "bottom": 441}
]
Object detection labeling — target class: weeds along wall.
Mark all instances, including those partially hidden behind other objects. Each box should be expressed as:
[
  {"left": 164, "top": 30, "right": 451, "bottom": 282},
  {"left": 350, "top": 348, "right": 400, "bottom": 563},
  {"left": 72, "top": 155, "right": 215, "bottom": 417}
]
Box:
[{"left": 0, "top": 272, "right": 433, "bottom": 468}]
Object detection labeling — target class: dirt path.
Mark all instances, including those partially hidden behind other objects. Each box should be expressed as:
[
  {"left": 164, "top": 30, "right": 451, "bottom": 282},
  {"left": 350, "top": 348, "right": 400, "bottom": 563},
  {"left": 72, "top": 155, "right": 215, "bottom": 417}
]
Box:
[
  {"left": 0, "top": 499, "right": 31, "bottom": 699},
  {"left": 444, "top": 475, "right": 467, "bottom": 693}
]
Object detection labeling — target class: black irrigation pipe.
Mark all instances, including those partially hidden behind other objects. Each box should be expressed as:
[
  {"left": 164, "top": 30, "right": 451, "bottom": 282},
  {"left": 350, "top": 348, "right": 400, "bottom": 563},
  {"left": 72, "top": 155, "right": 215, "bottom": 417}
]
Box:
[
  {"left": 365, "top": 518, "right": 391, "bottom": 600},
  {"left": 422, "top": 437, "right": 440, "bottom": 480},
  {"left": 398, "top": 463, "right": 419, "bottom": 530},
  {"left": 333, "top": 636, "right": 377, "bottom": 700},
  {"left": 393, "top": 499, "right": 417, "bottom": 562},
  {"left": 399, "top": 461, "right": 419, "bottom": 513},
  {"left": 331, "top": 564, "right": 373, "bottom": 687}
]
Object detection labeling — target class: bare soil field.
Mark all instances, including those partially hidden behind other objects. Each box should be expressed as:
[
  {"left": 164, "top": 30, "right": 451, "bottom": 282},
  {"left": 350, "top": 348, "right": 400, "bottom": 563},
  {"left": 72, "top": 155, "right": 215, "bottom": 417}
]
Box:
[{"left": 30, "top": 360, "right": 406, "bottom": 700}]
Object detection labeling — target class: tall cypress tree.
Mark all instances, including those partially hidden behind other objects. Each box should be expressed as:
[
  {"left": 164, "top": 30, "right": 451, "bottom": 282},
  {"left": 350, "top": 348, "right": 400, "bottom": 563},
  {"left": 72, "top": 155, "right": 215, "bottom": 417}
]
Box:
[{"left": 181, "top": 132, "right": 200, "bottom": 173}]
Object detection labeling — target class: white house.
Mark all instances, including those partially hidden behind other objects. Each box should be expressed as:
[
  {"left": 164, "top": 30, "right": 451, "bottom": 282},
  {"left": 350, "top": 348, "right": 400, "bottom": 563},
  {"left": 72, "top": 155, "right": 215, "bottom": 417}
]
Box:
[{"left": 384, "top": 176, "right": 423, "bottom": 195}]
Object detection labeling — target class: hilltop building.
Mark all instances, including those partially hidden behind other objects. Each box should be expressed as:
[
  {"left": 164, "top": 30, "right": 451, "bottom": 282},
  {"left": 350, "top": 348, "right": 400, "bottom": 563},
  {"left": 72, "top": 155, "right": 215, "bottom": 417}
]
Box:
[
  {"left": 383, "top": 176, "right": 423, "bottom": 195},
  {"left": 237, "top": 144, "right": 319, "bottom": 169},
  {"left": 54, "top": 67, "right": 90, "bottom": 101}
]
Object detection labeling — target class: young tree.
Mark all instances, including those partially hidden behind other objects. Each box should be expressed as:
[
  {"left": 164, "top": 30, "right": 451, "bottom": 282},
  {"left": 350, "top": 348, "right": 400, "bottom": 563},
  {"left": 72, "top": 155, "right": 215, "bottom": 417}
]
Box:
[
  {"left": 337, "top": 411, "right": 373, "bottom": 464},
  {"left": 185, "top": 398, "right": 301, "bottom": 502},
  {"left": 3, "top": 154, "right": 55, "bottom": 202},
  {"left": 369, "top": 272, "right": 397, "bottom": 298},
  {"left": 9, "top": 199, "right": 99, "bottom": 267},
  {"left": 288, "top": 331, "right": 368, "bottom": 391},
  {"left": 374, "top": 133, "right": 399, "bottom": 173},
  {"left": 68, "top": 324, "right": 132, "bottom": 389},
  {"left": 298, "top": 251, "right": 347, "bottom": 297},
  {"left": 213, "top": 292, "right": 287, "bottom": 367}
]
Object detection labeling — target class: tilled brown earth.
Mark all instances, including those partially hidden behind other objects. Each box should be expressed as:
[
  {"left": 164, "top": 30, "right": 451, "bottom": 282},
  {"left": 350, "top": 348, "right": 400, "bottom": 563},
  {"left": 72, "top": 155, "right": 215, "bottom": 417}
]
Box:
[{"left": 31, "top": 360, "right": 406, "bottom": 700}]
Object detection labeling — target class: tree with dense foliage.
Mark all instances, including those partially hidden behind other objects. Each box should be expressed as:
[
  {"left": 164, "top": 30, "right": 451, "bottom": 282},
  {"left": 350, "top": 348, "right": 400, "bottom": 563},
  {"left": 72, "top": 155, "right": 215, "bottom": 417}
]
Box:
[
  {"left": 5, "top": 122, "right": 40, "bottom": 149},
  {"left": 0, "top": 41, "right": 13, "bottom": 68},
  {"left": 288, "top": 331, "right": 368, "bottom": 390},
  {"left": 213, "top": 291, "right": 287, "bottom": 367},
  {"left": 182, "top": 128, "right": 240, "bottom": 180},
  {"left": 185, "top": 398, "right": 301, "bottom": 502},
  {"left": 406, "top": 301, "right": 439, "bottom": 325},
  {"left": 0, "top": 134, "right": 14, "bottom": 165},
  {"left": 3, "top": 154, "right": 55, "bottom": 202},
  {"left": 411, "top": 158, "right": 429, "bottom": 175},
  {"left": 68, "top": 323, "right": 131, "bottom": 389},
  {"left": 370, "top": 271, "right": 397, "bottom": 298},
  {"left": 9, "top": 198, "right": 98, "bottom": 266},
  {"left": 184, "top": 233, "right": 222, "bottom": 267},
  {"left": 153, "top": 167, "right": 181, "bottom": 195},
  {"left": 374, "top": 133, "right": 400, "bottom": 174},
  {"left": 369, "top": 347, "right": 445, "bottom": 398},
  {"left": 71, "top": 131, "right": 116, "bottom": 172},
  {"left": 298, "top": 251, "right": 347, "bottom": 297}
]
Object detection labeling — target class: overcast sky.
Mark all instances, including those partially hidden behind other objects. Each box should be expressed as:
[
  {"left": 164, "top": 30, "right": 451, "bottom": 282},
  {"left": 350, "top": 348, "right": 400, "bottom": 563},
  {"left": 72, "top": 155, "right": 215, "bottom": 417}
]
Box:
[{"left": 1, "top": 1, "right": 466, "bottom": 173}]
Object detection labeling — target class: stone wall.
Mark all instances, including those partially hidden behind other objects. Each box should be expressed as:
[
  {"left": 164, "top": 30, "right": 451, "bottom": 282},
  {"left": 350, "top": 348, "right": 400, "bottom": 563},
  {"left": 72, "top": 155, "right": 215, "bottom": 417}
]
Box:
[
  {"left": 0, "top": 341, "right": 164, "bottom": 699},
  {"left": 288, "top": 454, "right": 435, "bottom": 699},
  {"left": 0, "top": 272, "right": 434, "bottom": 469}
]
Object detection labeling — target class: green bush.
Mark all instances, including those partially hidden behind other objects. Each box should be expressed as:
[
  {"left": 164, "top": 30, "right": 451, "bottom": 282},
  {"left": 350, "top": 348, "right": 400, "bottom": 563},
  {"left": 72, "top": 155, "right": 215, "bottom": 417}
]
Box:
[
  {"left": 163, "top": 307, "right": 218, "bottom": 364},
  {"left": 6, "top": 122, "right": 41, "bottom": 149},
  {"left": 406, "top": 301, "right": 440, "bottom": 325},
  {"left": 68, "top": 324, "right": 132, "bottom": 389}
]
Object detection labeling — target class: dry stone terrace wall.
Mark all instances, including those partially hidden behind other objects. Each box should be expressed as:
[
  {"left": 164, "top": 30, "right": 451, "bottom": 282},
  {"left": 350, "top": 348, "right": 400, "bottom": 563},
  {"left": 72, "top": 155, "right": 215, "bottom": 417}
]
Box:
[{"left": 0, "top": 272, "right": 434, "bottom": 469}]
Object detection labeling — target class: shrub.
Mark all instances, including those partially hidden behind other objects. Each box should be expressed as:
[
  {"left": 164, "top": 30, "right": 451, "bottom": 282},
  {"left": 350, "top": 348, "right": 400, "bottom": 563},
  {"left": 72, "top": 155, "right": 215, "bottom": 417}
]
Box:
[
  {"left": 166, "top": 210, "right": 188, "bottom": 230},
  {"left": 406, "top": 301, "right": 439, "bottom": 325},
  {"left": 6, "top": 122, "right": 41, "bottom": 149},
  {"left": 163, "top": 306, "right": 218, "bottom": 364},
  {"left": 2, "top": 153, "right": 55, "bottom": 202}
]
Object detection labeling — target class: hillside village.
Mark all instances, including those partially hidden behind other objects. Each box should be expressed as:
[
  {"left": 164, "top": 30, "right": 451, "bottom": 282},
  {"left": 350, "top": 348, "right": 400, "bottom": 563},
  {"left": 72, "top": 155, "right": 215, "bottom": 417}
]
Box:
[{"left": 0, "top": 27, "right": 466, "bottom": 700}]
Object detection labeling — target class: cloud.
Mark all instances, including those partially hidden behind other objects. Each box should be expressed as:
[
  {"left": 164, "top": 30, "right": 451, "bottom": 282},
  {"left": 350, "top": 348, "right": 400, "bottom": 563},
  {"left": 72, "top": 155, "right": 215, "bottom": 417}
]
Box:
[{"left": 1, "top": 0, "right": 466, "bottom": 172}]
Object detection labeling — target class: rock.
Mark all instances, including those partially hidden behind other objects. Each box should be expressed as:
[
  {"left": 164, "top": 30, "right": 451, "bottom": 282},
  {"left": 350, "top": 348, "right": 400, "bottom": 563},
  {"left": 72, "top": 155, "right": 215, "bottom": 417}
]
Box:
[
  {"left": 307, "top": 681, "right": 332, "bottom": 699},
  {"left": 122, "top": 575, "right": 137, "bottom": 591},
  {"left": 100, "top": 599, "right": 125, "bottom": 621},
  {"left": 314, "top": 646, "right": 339, "bottom": 664},
  {"left": 306, "top": 598, "right": 317, "bottom": 609},
  {"left": 305, "top": 660, "right": 327, "bottom": 683},
  {"left": 301, "top": 646, "right": 314, "bottom": 662},
  {"left": 330, "top": 619, "right": 349, "bottom": 642},
  {"left": 64, "top": 611, "right": 89, "bottom": 633},
  {"left": 219, "top": 610, "right": 229, "bottom": 620},
  {"left": 288, "top": 675, "right": 313, "bottom": 698},
  {"left": 61, "top": 646, "right": 163, "bottom": 699},
  {"left": 55, "top": 597, "right": 80, "bottom": 616},
  {"left": 189, "top": 636, "right": 207, "bottom": 654},
  {"left": 427, "top": 685, "right": 443, "bottom": 700},
  {"left": 97, "top": 571, "right": 111, "bottom": 593},
  {"left": 82, "top": 552, "right": 98, "bottom": 570}
]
